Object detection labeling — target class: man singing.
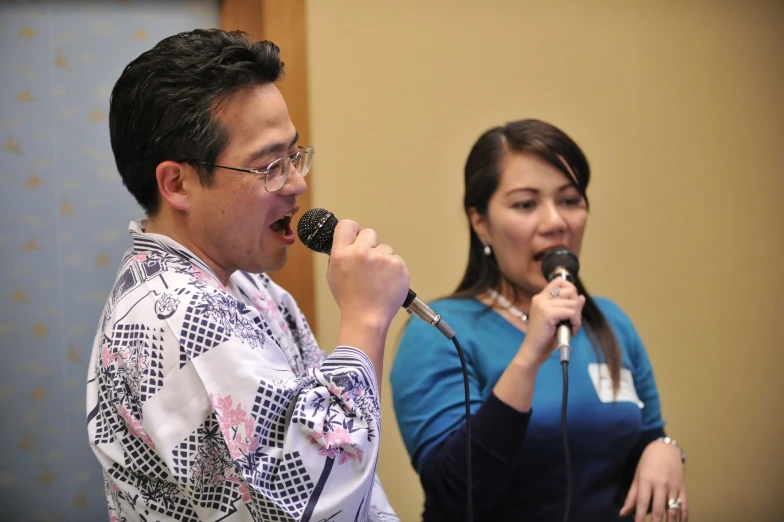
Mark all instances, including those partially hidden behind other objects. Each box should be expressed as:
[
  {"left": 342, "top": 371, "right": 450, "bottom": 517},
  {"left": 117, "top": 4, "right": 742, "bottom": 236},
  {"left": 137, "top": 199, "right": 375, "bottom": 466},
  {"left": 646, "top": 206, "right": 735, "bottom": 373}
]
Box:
[{"left": 87, "top": 29, "right": 408, "bottom": 522}]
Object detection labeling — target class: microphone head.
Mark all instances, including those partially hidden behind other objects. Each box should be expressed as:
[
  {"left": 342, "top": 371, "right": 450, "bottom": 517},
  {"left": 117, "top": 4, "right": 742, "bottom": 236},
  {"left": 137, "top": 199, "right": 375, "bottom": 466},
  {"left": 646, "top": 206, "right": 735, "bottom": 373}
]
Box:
[
  {"left": 541, "top": 247, "right": 580, "bottom": 282},
  {"left": 297, "top": 208, "right": 338, "bottom": 254}
]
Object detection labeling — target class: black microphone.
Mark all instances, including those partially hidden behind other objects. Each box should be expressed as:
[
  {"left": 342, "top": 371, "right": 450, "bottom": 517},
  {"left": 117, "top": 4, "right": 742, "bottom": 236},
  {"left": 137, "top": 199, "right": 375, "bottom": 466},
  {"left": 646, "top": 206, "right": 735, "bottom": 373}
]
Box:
[
  {"left": 541, "top": 247, "right": 580, "bottom": 363},
  {"left": 297, "top": 208, "right": 456, "bottom": 340}
]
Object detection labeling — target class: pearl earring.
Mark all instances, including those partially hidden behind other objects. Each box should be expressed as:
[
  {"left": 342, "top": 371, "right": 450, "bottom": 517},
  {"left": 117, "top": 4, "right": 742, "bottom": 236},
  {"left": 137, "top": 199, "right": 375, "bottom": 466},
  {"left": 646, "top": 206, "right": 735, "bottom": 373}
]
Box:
[{"left": 483, "top": 244, "right": 492, "bottom": 256}]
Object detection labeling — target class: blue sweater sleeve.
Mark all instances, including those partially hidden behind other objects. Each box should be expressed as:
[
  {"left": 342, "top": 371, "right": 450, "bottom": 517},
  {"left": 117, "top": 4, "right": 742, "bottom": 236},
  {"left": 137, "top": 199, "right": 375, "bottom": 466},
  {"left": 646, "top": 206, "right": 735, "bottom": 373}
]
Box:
[
  {"left": 390, "top": 303, "right": 532, "bottom": 519},
  {"left": 599, "top": 298, "right": 665, "bottom": 432},
  {"left": 391, "top": 305, "right": 485, "bottom": 473},
  {"left": 420, "top": 394, "right": 532, "bottom": 520},
  {"left": 598, "top": 299, "right": 668, "bottom": 506}
]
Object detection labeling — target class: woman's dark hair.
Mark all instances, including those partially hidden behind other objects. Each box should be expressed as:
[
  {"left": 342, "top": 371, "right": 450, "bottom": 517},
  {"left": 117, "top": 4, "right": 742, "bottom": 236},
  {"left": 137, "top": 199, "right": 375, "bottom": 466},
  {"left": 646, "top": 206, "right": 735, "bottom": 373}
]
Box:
[
  {"left": 109, "top": 29, "right": 284, "bottom": 215},
  {"left": 454, "top": 119, "right": 621, "bottom": 391}
]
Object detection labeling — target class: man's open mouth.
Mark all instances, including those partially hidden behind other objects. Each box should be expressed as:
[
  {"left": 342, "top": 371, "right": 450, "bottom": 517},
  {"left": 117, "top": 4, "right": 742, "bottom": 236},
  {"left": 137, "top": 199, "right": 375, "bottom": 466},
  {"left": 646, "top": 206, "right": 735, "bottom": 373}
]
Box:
[{"left": 270, "top": 213, "right": 293, "bottom": 235}]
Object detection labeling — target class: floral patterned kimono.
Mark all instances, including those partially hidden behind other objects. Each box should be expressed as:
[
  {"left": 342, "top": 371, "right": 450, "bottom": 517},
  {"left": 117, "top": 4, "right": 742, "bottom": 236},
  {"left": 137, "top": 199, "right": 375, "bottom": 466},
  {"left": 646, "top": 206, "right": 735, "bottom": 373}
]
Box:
[{"left": 86, "top": 221, "right": 398, "bottom": 522}]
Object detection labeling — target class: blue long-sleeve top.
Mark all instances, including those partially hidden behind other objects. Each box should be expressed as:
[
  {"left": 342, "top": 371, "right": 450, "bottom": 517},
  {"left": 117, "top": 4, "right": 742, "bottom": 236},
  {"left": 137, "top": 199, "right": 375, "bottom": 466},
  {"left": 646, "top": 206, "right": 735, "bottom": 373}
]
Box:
[{"left": 390, "top": 296, "right": 666, "bottom": 521}]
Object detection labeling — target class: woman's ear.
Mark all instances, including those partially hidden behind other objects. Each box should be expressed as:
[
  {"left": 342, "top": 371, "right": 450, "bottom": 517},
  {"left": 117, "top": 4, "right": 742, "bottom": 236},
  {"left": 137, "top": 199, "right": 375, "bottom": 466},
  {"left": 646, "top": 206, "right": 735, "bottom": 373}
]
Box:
[{"left": 468, "top": 207, "right": 489, "bottom": 245}]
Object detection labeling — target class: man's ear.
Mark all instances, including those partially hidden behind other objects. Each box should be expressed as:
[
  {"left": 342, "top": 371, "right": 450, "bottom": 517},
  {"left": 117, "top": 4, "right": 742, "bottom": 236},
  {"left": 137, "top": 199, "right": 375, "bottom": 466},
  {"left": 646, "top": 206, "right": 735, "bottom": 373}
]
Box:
[
  {"left": 155, "top": 161, "right": 194, "bottom": 212},
  {"left": 468, "top": 207, "right": 489, "bottom": 245}
]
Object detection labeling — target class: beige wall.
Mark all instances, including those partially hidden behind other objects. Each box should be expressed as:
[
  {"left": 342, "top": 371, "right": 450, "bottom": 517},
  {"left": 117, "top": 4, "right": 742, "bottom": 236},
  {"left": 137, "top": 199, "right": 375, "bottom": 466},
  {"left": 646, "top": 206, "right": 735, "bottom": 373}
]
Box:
[{"left": 305, "top": 1, "right": 784, "bottom": 520}]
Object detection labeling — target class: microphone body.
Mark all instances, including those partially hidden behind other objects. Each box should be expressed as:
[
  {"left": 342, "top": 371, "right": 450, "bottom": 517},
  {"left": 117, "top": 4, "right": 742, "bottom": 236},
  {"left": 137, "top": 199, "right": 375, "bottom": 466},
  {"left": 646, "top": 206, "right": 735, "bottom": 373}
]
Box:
[
  {"left": 541, "top": 248, "right": 580, "bottom": 363},
  {"left": 297, "top": 208, "right": 455, "bottom": 340}
]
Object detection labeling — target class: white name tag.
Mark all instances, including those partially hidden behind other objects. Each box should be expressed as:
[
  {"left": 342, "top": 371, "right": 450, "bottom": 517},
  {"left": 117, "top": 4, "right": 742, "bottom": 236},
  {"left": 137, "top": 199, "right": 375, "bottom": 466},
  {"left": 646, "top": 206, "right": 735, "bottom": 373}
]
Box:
[{"left": 588, "top": 363, "right": 644, "bottom": 408}]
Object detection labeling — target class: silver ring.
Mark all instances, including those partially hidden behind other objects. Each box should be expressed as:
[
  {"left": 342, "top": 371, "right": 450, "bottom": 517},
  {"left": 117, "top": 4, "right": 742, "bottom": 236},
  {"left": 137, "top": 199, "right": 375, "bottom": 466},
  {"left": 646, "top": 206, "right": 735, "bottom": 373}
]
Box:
[
  {"left": 668, "top": 497, "right": 682, "bottom": 510},
  {"left": 549, "top": 287, "right": 560, "bottom": 298}
]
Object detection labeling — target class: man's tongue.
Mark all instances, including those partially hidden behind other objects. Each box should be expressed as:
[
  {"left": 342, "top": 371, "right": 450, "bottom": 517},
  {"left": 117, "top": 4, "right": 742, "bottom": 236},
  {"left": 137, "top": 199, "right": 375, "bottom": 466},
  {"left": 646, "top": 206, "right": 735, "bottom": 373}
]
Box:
[{"left": 270, "top": 216, "right": 292, "bottom": 235}]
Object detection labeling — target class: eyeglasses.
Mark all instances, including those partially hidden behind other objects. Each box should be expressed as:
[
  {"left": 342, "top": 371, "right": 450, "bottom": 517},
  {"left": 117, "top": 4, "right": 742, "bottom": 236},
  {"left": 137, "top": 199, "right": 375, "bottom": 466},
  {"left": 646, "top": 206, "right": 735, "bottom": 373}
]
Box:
[{"left": 183, "top": 145, "right": 314, "bottom": 192}]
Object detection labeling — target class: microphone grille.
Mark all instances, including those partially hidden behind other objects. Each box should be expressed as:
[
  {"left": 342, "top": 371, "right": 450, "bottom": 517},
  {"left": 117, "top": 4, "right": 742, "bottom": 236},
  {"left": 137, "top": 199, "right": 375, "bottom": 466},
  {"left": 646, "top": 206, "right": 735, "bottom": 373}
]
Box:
[
  {"left": 297, "top": 208, "right": 338, "bottom": 254},
  {"left": 541, "top": 247, "right": 580, "bottom": 282}
]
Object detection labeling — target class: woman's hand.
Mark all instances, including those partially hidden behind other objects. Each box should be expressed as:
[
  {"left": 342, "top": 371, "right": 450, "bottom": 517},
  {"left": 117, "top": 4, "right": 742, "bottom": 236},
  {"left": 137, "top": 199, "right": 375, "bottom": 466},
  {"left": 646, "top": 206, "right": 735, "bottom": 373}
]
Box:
[
  {"left": 516, "top": 278, "right": 585, "bottom": 368},
  {"left": 494, "top": 278, "right": 585, "bottom": 413},
  {"left": 620, "top": 439, "right": 688, "bottom": 521}
]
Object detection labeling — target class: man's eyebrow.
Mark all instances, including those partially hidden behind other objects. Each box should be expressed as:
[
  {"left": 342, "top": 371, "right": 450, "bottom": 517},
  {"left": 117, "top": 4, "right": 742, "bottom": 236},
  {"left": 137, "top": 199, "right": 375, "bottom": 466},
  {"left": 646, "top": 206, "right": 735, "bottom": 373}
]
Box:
[{"left": 245, "top": 131, "right": 299, "bottom": 166}]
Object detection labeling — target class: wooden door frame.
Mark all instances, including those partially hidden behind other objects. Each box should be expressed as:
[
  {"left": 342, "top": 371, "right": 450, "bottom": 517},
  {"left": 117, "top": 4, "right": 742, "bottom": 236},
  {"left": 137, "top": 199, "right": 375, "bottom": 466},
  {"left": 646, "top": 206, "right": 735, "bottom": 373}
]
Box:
[{"left": 221, "top": 0, "right": 317, "bottom": 332}]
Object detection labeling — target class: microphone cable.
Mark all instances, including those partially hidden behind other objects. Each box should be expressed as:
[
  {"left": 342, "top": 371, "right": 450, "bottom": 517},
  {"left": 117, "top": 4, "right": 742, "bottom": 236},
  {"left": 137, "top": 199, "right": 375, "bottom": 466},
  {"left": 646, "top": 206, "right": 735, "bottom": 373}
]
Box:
[
  {"left": 561, "top": 359, "right": 572, "bottom": 522},
  {"left": 451, "top": 335, "right": 473, "bottom": 522}
]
